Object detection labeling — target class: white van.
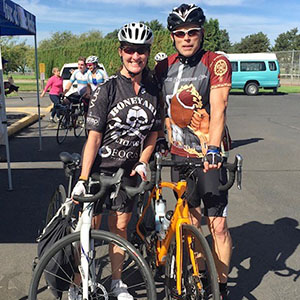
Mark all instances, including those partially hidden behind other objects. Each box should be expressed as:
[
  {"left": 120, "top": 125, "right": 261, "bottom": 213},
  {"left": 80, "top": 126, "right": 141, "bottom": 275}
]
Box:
[
  {"left": 60, "top": 62, "right": 108, "bottom": 96},
  {"left": 226, "top": 53, "right": 281, "bottom": 95}
]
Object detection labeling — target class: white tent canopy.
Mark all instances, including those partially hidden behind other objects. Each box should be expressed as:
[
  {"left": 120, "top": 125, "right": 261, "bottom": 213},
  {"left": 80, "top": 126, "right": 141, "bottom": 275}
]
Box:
[{"left": 0, "top": 0, "right": 41, "bottom": 190}]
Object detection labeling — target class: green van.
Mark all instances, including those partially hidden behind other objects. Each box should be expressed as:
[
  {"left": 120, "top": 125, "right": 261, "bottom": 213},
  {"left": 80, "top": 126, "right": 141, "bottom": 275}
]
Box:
[{"left": 226, "top": 53, "right": 280, "bottom": 95}]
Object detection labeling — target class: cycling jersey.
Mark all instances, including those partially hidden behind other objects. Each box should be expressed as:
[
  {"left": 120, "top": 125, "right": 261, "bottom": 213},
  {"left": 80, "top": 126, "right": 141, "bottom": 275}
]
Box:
[
  {"left": 155, "top": 50, "right": 232, "bottom": 158},
  {"left": 69, "top": 69, "right": 88, "bottom": 96},
  {"left": 86, "top": 72, "right": 162, "bottom": 172},
  {"left": 87, "top": 69, "right": 108, "bottom": 91}
]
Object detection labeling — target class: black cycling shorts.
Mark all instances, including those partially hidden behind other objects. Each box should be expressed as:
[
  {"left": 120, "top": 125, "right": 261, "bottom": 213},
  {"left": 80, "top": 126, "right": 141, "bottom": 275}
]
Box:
[
  {"left": 89, "top": 169, "right": 138, "bottom": 215},
  {"left": 171, "top": 154, "right": 228, "bottom": 217}
]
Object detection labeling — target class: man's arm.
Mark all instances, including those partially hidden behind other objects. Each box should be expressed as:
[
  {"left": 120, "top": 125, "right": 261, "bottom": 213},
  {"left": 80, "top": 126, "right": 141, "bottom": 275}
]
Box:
[
  {"left": 63, "top": 80, "right": 73, "bottom": 95},
  {"left": 204, "top": 86, "right": 230, "bottom": 172}
]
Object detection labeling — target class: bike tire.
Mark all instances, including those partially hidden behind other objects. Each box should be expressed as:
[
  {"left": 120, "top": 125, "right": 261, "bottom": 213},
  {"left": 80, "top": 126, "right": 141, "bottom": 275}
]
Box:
[
  {"left": 28, "top": 230, "right": 157, "bottom": 300},
  {"left": 56, "top": 114, "right": 69, "bottom": 144},
  {"left": 46, "top": 184, "right": 66, "bottom": 224},
  {"left": 73, "top": 111, "right": 85, "bottom": 137},
  {"left": 165, "top": 224, "right": 220, "bottom": 300}
]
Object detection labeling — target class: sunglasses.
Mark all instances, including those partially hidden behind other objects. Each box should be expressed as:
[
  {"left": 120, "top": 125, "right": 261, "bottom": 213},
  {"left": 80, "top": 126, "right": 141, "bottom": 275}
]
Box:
[
  {"left": 87, "top": 63, "right": 94, "bottom": 67},
  {"left": 172, "top": 28, "right": 201, "bottom": 38},
  {"left": 122, "top": 46, "right": 149, "bottom": 55}
]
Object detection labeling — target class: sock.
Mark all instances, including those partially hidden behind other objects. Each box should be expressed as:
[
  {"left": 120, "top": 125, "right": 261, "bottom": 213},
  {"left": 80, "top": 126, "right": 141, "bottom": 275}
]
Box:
[{"left": 111, "top": 279, "right": 121, "bottom": 288}]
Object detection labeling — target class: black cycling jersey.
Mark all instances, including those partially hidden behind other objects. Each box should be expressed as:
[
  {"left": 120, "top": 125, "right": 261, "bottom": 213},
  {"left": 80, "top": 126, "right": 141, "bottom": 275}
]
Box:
[{"left": 86, "top": 71, "right": 161, "bottom": 172}]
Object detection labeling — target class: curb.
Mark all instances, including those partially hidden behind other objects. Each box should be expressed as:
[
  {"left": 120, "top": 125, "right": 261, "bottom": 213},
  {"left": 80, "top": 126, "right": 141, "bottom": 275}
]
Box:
[{"left": 7, "top": 113, "right": 45, "bottom": 137}]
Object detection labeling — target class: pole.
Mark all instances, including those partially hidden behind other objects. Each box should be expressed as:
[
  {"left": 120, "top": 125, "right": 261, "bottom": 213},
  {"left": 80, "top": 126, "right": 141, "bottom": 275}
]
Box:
[
  {"left": 34, "top": 35, "right": 42, "bottom": 151},
  {"left": 0, "top": 46, "right": 13, "bottom": 190}
]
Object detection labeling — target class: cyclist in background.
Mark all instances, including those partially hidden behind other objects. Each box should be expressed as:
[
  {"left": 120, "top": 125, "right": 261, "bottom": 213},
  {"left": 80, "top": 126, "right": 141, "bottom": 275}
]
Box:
[
  {"left": 86, "top": 55, "right": 108, "bottom": 92},
  {"left": 71, "top": 22, "right": 161, "bottom": 300},
  {"left": 154, "top": 52, "right": 167, "bottom": 65},
  {"left": 155, "top": 4, "right": 232, "bottom": 299}
]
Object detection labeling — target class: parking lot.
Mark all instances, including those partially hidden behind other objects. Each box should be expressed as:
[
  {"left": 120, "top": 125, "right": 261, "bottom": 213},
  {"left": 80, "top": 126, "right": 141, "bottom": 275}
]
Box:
[{"left": 0, "top": 92, "right": 300, "bottom": 299}]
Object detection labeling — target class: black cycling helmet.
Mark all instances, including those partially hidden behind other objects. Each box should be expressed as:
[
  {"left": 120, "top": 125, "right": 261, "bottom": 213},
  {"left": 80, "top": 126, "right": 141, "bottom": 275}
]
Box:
[{"left": 167, "top": 4, "right": 206, "bottom": 31}]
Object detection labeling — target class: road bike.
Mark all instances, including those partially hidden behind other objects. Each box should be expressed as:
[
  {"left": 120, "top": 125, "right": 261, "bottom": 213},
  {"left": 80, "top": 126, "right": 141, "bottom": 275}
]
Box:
[
  {"left": 56, "top": 95, "right": 87, "bottom": 144},
  {"left": 29, "top": 152, "right": 156, "bottom": 300},
  {"left": 133, "top": 153, "right": 243, "bottom": 299}
]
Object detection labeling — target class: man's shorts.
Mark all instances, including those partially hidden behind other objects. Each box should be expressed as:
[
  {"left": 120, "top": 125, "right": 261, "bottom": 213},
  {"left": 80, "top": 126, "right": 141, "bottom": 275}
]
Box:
[
  {"left": 170, "top": 154, "right": 228, "bottom": 217},
  {"left": 89, "top": 167, "right": 138, "bottom": 215}
]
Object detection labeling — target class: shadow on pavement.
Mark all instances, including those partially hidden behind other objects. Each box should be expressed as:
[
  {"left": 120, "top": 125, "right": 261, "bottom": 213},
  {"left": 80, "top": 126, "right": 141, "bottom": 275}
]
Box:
[
  {"left": 0, "top": 134, "right": 86, "bottom": 243},
  {"left": 231, "top": 138, "right": 264, "bottom": 150},
  {"left": 227, "top": 218, "right": 300, "bottom": 299}
]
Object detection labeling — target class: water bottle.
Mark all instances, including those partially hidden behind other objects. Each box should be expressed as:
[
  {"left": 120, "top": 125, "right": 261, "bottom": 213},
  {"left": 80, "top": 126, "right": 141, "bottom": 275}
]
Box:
[
  {"left": 162, "top": 210, "right": 174, "bottom": 232},
  {"left": 155, "top": 198, "right": 166, "bottom": 240}
]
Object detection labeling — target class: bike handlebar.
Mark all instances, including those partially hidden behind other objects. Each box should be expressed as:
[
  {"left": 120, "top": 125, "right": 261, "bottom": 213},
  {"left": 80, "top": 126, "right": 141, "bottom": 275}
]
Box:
[
  {"left": 72, "top": 168, "right": 149, "bottom": 203},
  {"left": 147, "top": 153, "right": 243, "bottom": 192}
]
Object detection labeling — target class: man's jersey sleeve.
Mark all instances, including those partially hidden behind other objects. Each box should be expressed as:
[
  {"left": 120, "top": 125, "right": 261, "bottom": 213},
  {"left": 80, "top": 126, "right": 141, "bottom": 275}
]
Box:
[
  {"left": 86, "top": 84, "right": 110, "bottom": 132},
  {"left": 209, "top": 54, "right": 232, "bottom": 89},
  {"left": 69, "top": 69, "right": 78, "bottom": 84}
]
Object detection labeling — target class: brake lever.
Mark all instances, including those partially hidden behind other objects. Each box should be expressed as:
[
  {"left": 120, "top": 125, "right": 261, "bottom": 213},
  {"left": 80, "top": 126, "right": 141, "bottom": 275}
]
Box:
[{"left": 236, "top": 154, "right": 243, "bottom": 190}]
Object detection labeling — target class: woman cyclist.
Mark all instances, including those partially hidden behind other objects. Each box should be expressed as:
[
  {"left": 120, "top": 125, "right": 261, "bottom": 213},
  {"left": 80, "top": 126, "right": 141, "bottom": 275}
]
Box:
[{"left": 71, "top": 22, "right": 161, "bottom": 300}]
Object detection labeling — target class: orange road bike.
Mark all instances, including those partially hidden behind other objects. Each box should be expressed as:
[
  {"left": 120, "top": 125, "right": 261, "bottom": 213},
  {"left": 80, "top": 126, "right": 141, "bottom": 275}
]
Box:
[{"left": 135, "top": 153, "right": 243, "bottom": 300}]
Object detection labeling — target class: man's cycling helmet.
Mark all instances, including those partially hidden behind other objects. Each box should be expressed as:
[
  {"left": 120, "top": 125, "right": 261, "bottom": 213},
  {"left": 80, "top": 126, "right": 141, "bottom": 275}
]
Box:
[
  {"left": 118, "top": 22, "right": 154, "bottom": 45},
  {"left": 167, "top": 4, "right": 206, "bottom": 31},
  {"left": 86, "top": 56, "right": 98, "bottom": 64},
  {"left": 154, "top": 52, "right": 168, "bottom": 62}
]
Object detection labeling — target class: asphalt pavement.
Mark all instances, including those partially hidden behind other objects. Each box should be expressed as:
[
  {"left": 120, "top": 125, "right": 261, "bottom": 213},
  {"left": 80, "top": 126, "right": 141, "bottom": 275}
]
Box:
[{"left": 0, "top": 91, "right": 300, "bottom": 299}]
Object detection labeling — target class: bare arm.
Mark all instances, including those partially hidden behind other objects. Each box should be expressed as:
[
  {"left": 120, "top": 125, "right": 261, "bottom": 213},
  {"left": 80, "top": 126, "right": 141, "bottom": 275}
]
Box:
[
  {"left": 79, "top": 130, "right": 102, "bottom": 180},
  {"left": 63, "top": 81, "right": 73, "bottom": 95},
  {"left": 204, "top": 86, "right": 230, "bottom": 172}
]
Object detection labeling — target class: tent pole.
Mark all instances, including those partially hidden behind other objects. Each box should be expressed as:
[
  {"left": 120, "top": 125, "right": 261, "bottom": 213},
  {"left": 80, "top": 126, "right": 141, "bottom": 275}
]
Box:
[
  {"left": 0, "top": 47, "right": 13, "bottom": 190},
  {"left": 34, "top": 35, "right": 42, "bottom": 151}
]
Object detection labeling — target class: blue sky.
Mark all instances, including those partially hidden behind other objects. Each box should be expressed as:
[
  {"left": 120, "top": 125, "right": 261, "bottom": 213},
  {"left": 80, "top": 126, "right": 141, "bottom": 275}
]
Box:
[{"left": 16, "top": 0, "right": 300, "bottom": 46}]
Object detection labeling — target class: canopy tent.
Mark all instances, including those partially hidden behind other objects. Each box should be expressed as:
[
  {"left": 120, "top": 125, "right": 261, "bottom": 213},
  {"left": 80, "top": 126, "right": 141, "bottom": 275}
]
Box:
[{"left": 0, "top": 0, "right": 41, "bottom": 190}]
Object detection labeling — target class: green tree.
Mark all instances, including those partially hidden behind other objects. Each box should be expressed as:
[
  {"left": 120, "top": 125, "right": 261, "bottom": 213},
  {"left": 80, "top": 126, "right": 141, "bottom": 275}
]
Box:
[
  {"left": 39, "top": 31, "right": 76, "bottom": 50},
  {"left": 218, "top": 29, "right": 232, "bottom": 53},
  {"left": 232, "top": 32, "right": 270, "bottom": 53},
  {"left": 203, "top": 18, "right": 221, "bottom": 51},
  {"left": 273, "top": 28, "right": 300, "bottom": 51},
  {"left": 144, "top": 19, "right": 165, "bottom": 32},
  {"left": 78, "top": 30, "right": 103, "bottom": 43},
  {"left": 0, "top": 37, "right": 31, "bottom": 74},
  {"left": 105, "top": 29, "right": 119, "bottom": 39}
]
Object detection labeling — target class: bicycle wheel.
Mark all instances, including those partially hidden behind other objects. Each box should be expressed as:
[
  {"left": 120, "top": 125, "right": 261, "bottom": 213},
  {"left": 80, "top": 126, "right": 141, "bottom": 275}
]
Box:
[
  {"left": 56, "top": 113, "right": 69, "bottom": 144},
  {"left": 46, "top": 185, "right": 66, "bottom": 224},
  {"left": 29, "top": 230, "right": 156, "bottom": 300},
  {"left": 165, "top": 224, "right": 220, "bottom": 300},
  {"left": 73, "top": 109, "right": 85, "bottom": 137}
]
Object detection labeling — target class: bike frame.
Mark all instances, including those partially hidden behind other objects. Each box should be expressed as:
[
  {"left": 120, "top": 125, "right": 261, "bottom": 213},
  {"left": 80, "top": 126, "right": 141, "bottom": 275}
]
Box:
[{"left": 136, "top": 180, "right": 201, "bottom": 295}]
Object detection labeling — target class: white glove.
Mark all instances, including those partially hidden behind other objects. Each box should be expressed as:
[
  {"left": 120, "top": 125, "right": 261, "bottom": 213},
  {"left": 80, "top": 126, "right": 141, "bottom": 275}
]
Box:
[
  {"left": 133, "top": 162, "right": 148, "bottom": 181},
  {"left": 71, "top": 180, "right": 87, "bottom": 197}
]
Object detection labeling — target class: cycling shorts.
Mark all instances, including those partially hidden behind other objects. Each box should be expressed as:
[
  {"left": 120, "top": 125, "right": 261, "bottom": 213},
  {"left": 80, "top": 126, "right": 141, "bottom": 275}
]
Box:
[
  {"left": 89, "top": 169, "right": 138, "bottom": 215},
  {"left": 171, "top": 154, "right": 228, "bottom": 217}
]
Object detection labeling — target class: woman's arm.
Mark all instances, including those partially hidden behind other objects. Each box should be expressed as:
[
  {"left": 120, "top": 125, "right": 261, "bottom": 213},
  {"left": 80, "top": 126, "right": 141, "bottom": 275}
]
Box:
[{"left": 79, "top": 130, "right": 103, "bottom": 180}]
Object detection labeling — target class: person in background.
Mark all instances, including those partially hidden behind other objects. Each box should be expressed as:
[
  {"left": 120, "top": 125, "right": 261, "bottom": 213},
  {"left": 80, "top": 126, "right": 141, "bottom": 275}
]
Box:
[
  {"left": 40, "top": 67, "right": 63, "bottom": 123},
  {"left": 63, "top": 56, "right": 89, "bottom": 98},
  {"left": 70, "top": 22, "right": 161, "bottom": 300},
  {"left": 155, "top": 4, "right": 232, "bottom": 299},
  {"left": 154, "top": 52, "right": 168, "bottom": 65},
  {"left": 86, "top": 55, "right": 108, "bottom": 92}
]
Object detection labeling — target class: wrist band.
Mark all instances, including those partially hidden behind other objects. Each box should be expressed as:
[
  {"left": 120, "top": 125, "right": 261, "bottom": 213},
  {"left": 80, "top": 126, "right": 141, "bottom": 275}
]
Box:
[{"left": 79, "top": 176, "right": 88, "bottom": 181}]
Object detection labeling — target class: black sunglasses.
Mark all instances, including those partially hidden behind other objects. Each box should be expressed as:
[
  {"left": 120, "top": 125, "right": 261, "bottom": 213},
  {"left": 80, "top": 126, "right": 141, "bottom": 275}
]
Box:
[
  {"left": 122, "top": 46, "right": 149, "bottom": 55},
  {"left": 172, "top": 28, "right": 201, "bottom": 38}
]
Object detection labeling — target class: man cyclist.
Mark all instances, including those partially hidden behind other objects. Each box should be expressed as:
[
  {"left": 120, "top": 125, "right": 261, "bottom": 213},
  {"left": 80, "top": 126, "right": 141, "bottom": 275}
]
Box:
[
  {"left": 86, "top": 55, "right": 108, "bottom": 92},
  {"left": 155, "top": 4, "right": 232, "bottom": 299},
  {"left": 154, "top": 52, "right": 168, "bottom": 65},
  {"left": 63, "top": 56, "right": 90, "bottom": 110}
]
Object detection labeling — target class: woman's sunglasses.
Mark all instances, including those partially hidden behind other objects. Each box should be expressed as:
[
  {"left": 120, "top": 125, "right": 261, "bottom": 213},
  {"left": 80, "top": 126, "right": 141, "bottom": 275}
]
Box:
[
  {"left": 122, "top": 46, "right": 149, "bottom": 55},
  {"left": 87, "top": 63, "right": 95, "bottom": 67},
  {"left": 172, "top": 28, "right": 201, "bottom": 38}
]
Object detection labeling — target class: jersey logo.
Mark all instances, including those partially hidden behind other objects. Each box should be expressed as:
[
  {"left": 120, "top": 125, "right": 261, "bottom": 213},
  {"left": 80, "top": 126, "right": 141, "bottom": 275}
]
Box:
[{"left": 214, "top": 59, "right": 228, "bottom": 82}]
